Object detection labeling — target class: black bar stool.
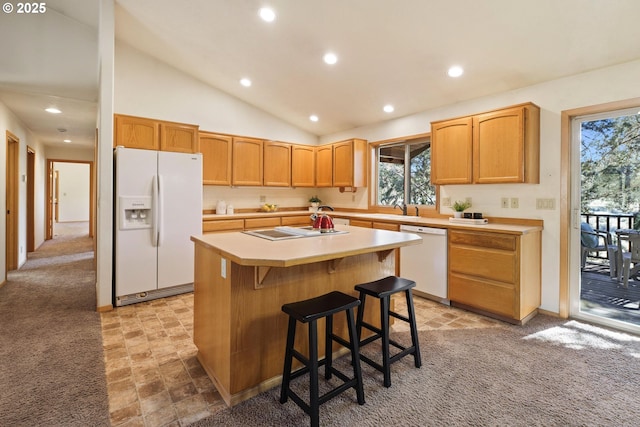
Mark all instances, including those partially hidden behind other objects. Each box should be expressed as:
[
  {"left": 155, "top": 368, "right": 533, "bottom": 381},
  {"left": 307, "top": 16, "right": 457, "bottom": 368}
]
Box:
[
  {"left": 355, "top": 276, "right": 421, "bottom": 387},
  {"left": 280, "top": 291, "right": 365, "bottom": 427}
]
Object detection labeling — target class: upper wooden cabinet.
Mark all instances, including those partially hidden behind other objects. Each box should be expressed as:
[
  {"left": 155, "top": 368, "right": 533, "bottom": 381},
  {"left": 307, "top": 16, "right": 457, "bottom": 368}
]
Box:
[
  {"left": 291, "top": 144, "right": 315, "bottom": 187},
  {"left": 114, "top": 114, "right": 199, "bottom": 153},
  {"left": 315, "top": 145, "right": 333, "bottom": 187},
  {"left": 473, "top": 105, "right": 540, "bottom": 184},
  {"left": 160, "top": 122, "right": 199, "bottom": 153},
  {"left": 431, "top": 117, "right": 473, "bottom": 184},
  {"left": 200, "top": 132, "right": 232, "bottom": 185},
  {"left": 232, "top": 137, "right": 263, "bottom": 186},
  {"left": 263, "top": 141, "right": 291, "bottom": 187},
  {"left": 332, "top": 138, "right": 367, "bottom": 188},
  {"left": 430, "top": 103, "right": 540, "bottom": 185},
  {"left": 114, "top": 115, "right": 160, "bottom": 150}
]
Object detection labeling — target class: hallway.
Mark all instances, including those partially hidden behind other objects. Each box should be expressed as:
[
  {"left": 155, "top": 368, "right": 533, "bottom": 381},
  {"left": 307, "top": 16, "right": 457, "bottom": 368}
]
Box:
[{"left": 0, "top": 226, "right": 109, "bottom": 426}]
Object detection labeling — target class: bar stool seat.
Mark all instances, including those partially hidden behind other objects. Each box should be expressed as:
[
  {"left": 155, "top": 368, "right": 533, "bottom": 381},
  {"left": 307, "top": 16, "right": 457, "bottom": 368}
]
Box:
[
  {"left": 280, "top": 291, "right": 365, "bottom": 427},
  {"left": 355, "top": 276, "right": 421, "bottom": 388}
]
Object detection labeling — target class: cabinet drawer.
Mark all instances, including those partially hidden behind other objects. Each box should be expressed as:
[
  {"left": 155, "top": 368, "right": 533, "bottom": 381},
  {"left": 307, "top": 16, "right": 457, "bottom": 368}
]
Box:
[
  {"left": 203, "top": 219, "right": 244, "bottom": 233},
  {"left": 281, "top": 215, "right": 312, "bottom": 226},
  {"left": 450, "top": 245, "right": 517, "bottom": 283},
  {"left": 244, "top": 217, "right": 281, "bottom": 229},
  {"left": 373, "top": 222, "right": 399, "bottom": 231},
  {"left": 449, "top": 275, "right": 515, "bottom": 318},
  {"left": 350, "top": 219, "right": 373, "bottom": 228},
  {"left": 449, "top": 230, "right": 516, "bottom": 251}
]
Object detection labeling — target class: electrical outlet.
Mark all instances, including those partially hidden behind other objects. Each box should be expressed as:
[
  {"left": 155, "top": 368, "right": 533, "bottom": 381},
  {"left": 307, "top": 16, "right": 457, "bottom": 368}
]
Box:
[
  {"left": 259, "top": 195, "right": 266, "bottom": 202},
  {"left": 536, "top": 198, "right": 556, "bottom": 210},
  {"left": 510, "top": 197, "right": 519, "bottom": 208},
  {"left": 465, "top": 197, "right": 472, "bottom": 207},
  {"left": 442, "top": 197, "right": 451, "bottom": 207},
  {"left": 501, "top": 197, "right": 509, "bottom": 208}
]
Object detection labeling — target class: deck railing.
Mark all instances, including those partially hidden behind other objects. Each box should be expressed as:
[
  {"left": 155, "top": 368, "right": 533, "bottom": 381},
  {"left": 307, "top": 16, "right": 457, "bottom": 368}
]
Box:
[
  {"left": 581, "top": 213, "right": 636, "bottom": 262},
  {"left": 581, "top": 213, "right": 635, "bottom": 234}
]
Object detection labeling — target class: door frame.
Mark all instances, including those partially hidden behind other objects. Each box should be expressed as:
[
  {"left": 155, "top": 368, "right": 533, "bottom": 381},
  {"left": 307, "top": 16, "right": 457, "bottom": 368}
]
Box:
[
  {"left": 560, "top": 97, "right": 640, "bottom": 324},
  {"left": 27, "top": 146, "right": 35, "bottom": 252},
  {"left": 46, "top": 159, "right": 95, "bottom": 240},
  {"left": 5, "top": 131, "right": 19, "bottom": 272}
]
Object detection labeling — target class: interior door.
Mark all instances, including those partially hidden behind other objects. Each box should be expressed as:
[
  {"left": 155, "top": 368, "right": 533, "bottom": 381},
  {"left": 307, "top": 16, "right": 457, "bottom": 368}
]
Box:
[{"left": 5, "top": 132, "right": 19, "bottom": 271}]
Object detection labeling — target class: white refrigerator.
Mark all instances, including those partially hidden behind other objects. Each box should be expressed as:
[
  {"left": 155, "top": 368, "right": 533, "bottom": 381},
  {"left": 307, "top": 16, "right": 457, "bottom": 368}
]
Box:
[{"left": 114, "top": 147, "right": 202, "bottom": 306}]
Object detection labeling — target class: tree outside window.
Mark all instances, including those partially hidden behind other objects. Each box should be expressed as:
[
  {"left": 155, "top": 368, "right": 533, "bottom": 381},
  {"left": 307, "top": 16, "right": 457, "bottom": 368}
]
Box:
[{"left": 377, "top": 138, "right": 435, "bottom": 206}]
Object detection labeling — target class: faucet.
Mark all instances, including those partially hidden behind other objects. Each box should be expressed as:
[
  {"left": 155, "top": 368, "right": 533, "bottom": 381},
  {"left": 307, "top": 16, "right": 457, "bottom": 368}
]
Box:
[
  {"left": 318, "top": 205, "right": 334, "bottom": 211},
  {"left": 394, "top": 203, "right": 408, "bottom": 215}
]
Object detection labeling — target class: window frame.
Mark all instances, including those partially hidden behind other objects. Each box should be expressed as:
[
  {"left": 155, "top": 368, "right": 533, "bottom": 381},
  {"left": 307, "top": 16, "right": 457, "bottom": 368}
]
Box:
[{"left": 369, "top": 132, "right": 439, "bottom": 213}]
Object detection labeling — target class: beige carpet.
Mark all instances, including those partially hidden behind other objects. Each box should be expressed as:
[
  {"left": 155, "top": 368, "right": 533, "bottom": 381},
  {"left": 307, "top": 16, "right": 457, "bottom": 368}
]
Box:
[
  {"left": 193, "top": 314, "right": 640, "bottom": 426},
  {"left": 0, "top": 232, "right": 110, "bottom": 426}
]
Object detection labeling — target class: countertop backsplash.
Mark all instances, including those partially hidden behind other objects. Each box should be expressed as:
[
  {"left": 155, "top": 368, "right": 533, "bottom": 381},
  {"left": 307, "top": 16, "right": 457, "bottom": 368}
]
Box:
[{"left": 202, "top": 185, "right": 368, "bottom": 212}]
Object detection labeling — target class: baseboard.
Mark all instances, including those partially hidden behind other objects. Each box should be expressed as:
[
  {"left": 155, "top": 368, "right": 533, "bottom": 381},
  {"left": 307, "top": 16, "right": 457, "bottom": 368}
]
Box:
[
  {"left": 97, "top": 304, "right": 113, "bottom": 312},
  {"left": 0, "top": 279, "right": 6, "bottom": 289},
  {"left": 538, "top": 308, "right": 564, "bottom": 318}
]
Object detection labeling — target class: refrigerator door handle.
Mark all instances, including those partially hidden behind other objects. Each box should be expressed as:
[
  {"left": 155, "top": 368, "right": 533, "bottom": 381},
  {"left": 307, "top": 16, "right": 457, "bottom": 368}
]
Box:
[
  {"left": 152, "top": 174, "right": 159, "bottom": 247},
  {"left": 157, "top": 174, "right": 164, "bottom": 246}
]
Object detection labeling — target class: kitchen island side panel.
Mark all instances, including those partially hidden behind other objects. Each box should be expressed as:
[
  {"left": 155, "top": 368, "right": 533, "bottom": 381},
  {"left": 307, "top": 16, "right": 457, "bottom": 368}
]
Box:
[
  {"left": 194, "top": 247, "right": 394, "bottom": 406},
  {"left": 193, "top": 245, "right": 231, "bottom": 393}
]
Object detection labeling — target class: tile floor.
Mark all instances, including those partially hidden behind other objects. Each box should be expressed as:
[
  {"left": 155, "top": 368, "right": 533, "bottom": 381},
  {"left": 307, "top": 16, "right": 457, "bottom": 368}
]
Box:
[{"left": 101, "top": 292, "right": 504, "bottom": 426}]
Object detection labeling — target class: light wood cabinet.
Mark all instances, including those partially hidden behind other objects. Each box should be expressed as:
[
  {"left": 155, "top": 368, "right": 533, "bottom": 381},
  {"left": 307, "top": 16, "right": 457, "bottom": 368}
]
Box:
[
  {"left": 315, "top": 145, "right": 333, "bottom": 187},
  {"left": 160, "top": 122, "right": 199, "bottom": 153},
  {"left": 281, "top": 215, "right": 312, "bottom": 226},
  {"left": 200, "top": 132, "right": 232, "bottom": 185},
  {"left": 333, "top": 139, "right": 367, "bottom": 188},
  {"left": 350, "top": 219, "right": 373, "bottom": 228},
  {"left": 114, "top": 115, "right": 160, "bottom": 150},
  {"left": 473, "top": 104, "right": 540, "bottom": 183},
  {"left": 430, "top": 103, "right": 539, "bottom": 185},
  {"left": 448, "top": 228, "right": 541, "bottom": 324},
  {"left": 114, "top": 114, "right": 199, "bottom": 153},
  {"left": 291, "top": 144, "right": 315, "bottom": 187},
  {"left": 244, "top": 217, "right": 281, "bottom": 230},
  {"left": 431, "top": 117, "right": 473, "bottom": 184},
  {"left": 263, "top": 141, "right": 291, "bottom": 186},
  {"left": 203, "top": 219, "right": 245, "bottom": 233},
  {"left": 232, "top": 137, "right": 263, "bottom": 186}
]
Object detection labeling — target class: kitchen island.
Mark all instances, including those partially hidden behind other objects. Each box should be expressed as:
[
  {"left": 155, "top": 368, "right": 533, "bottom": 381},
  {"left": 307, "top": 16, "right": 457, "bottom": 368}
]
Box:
[{"left": 190, "top": 225, "right": 421, "bottom": 407}]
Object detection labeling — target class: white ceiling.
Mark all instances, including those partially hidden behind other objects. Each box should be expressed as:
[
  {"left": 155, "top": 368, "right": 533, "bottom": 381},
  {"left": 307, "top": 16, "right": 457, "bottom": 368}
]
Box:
[{"left": 2, "top": 0, "right": 640, "bottom": 148}]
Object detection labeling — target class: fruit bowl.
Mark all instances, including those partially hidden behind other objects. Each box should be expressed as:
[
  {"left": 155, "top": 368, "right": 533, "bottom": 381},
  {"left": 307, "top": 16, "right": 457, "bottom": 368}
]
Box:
[{"left": 260, "top": 204, "right": 278, "bottom": 212}]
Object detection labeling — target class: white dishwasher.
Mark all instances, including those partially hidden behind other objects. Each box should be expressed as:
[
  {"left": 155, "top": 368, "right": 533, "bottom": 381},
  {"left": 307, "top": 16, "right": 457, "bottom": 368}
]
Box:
[{"left": 399, "top": 225, "right": 449, "bottom": 304}]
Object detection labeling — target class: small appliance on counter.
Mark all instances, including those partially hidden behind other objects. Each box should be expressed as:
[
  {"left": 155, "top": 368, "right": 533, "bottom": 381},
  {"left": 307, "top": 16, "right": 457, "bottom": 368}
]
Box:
[{"left": 310, "top": 205, "right": 335, "bottom": 233}]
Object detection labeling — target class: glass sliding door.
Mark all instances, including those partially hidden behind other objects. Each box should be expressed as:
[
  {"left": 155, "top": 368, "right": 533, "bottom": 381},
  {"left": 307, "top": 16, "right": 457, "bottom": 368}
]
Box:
[{"left": 570, "top": 107, "right": 640, "bottom": 333}]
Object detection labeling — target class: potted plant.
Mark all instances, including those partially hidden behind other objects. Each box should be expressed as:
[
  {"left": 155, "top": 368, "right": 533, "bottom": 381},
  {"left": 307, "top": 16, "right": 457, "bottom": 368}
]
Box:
[
  {"left": 309, "top": 195, "right": 322, "bottom": 208},
  {"left": 451, "top": 200, "right": 471, "bottom": 218}
]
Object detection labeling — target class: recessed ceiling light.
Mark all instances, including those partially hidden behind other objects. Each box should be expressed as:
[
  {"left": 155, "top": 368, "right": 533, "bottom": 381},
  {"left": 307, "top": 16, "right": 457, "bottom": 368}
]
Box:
[
  {"left": 383, "top": 105, "right": 394, "bottom": 113},
  {"left": 323, "top": 52, "right": 338, "bottom": 65},
  {"left": 259, "top": 7, "right": 276, "bottom": 22},
  {"left": 45, "top": 107, "right": 62, "bottom": 114},
  {"left": 240, "top": 78, "right": 252, "bottom": 87},
  {"left": 309, "top": 115, "right": 319, "bottom": 122},
  {"left": 447, "top": 66, "right": 464, "bottom": 78},
  {"left": 63, "top": 139, "right": 72, "bottom": 143}
]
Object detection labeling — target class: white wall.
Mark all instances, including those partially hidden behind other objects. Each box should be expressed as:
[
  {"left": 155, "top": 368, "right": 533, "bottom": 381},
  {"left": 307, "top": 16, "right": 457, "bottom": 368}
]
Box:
[
  {"left": 320, "top": 59, "right": 640, "bottom": 314},
  {"left": 54, "top": 162, "right": 90, "bottom": 222},
  {"left": 0, "top": 100, "right": 48, "bottom": 277}
]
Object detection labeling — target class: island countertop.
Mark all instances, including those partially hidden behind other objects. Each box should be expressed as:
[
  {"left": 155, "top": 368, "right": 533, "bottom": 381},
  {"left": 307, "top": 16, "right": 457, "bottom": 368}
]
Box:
[{"left": 190, "top": 225, "right": 422, "bottom": 268}]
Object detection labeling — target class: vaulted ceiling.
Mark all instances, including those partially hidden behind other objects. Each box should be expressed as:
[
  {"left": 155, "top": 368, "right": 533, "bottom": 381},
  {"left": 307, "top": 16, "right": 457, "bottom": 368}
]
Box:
[{"left": 2, "top": 0, "right": 640, "bottom": 148}]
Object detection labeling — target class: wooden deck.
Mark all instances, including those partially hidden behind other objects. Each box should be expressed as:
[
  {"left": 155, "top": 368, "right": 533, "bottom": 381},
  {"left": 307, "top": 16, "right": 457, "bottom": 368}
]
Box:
[{"left": 581, "top": 262, "right": 640, "bottom": 325}]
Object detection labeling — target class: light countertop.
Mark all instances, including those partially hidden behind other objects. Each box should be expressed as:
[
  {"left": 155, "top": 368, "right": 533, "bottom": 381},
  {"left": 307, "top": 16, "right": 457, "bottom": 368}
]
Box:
[
  {"left": 191, "top": 225, "right": 421, "bottom": 267},
  {"left": 203, "top": 210, "right": 543, "bottom": 235}
]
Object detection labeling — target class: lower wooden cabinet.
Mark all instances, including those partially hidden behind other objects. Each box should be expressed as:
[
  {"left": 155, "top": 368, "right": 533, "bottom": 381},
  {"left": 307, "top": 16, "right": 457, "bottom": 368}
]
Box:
[{"left": 448, "top": 228, "right": 541, "bottom": 324}]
